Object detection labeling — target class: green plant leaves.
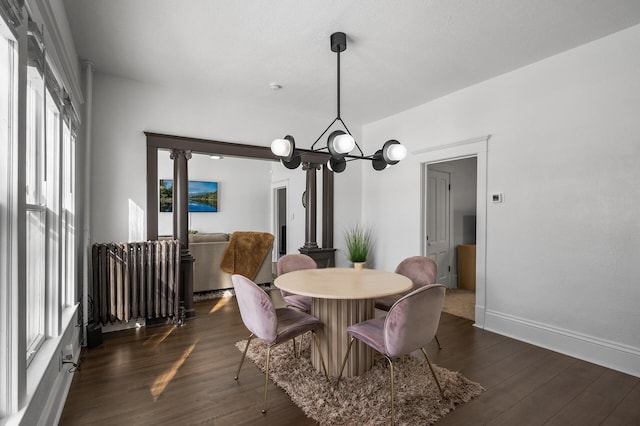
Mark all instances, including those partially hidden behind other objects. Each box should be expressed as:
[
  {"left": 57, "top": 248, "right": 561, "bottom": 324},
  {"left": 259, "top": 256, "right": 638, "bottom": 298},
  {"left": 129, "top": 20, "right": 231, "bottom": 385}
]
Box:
[{"left": 344, "top": 224, "right": 372, "bottom": 262}]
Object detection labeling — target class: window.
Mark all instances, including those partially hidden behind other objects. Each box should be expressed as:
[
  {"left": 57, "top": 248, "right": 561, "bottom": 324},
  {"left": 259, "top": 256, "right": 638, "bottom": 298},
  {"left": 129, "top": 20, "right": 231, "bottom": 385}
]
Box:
[
  {"left": 24, "top": 18, "right": 74, "bottom": 361},
  {"left": 25, "top": 65, "right": 46, "bottom": 362},
  {"left": 1, "top": 14, "right": 19, "bottom": 417},
  {"left": 44, "top": 89, "right": 61, "bottom": 337},
  {"left": 1, "top": 6, "right": 82, "bottom": 421},
  {"left": 62, "top": 120, "right": 76, "bottom": 307}
]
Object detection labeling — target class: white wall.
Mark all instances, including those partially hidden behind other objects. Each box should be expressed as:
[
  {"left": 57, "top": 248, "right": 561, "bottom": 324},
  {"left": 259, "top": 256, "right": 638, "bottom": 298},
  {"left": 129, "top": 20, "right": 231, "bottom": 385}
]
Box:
[
  {"left": 157, "top": 152, "right": 272, "bottom": 235},
  {"left": 362, "top": 25, "right": 640, "bottom": 376}
]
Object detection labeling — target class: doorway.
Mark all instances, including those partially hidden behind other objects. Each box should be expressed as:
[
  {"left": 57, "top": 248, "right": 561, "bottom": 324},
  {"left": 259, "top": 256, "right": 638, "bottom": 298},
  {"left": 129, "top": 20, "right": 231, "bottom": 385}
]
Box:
[
  {"left": 426, "top": 158, "right": 478, "bottom": 287},
  {"left": 426, "top": 158, "right": 477, "bottom": 321},
  {"left": 419, "top": 135, "right": 488, "bottom": 327},
  {"left": 271, "top": 180, "right": 289, "bottom": 263}
]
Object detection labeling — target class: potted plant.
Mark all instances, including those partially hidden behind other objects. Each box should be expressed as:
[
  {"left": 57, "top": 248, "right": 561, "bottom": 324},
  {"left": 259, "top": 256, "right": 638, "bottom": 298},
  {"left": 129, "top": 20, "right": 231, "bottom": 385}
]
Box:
[{"left": 344, "top": 224, "right": 372, "bottom": 269}]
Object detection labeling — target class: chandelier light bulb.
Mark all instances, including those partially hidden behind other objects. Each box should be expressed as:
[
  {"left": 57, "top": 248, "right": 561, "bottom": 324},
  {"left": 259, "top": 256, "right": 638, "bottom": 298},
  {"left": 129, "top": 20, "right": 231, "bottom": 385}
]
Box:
[
  {"left": 387, "top": 143, "right": 407, "bottom": 162},
  {"left": 382, "top": 140, "right": 406, "bottom": 164},
  {"left": 271, "top": 138, "right": 292, "bottom": 158},
  {"left": 333, "top": 133, "right": 355, "bottom": 154}
]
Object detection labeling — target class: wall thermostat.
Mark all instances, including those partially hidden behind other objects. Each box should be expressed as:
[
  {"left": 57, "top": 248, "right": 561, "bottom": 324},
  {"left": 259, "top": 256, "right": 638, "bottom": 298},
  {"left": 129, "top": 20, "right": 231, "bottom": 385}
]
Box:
[{"left": 492, "top": 192, "right": 504, "bottom": 203}]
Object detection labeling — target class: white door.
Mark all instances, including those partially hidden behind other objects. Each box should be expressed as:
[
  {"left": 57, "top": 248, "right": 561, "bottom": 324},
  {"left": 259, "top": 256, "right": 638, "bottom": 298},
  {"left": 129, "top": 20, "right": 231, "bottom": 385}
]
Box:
[{"left": 426, "top": 169, "right": 451, "bottom": 286}]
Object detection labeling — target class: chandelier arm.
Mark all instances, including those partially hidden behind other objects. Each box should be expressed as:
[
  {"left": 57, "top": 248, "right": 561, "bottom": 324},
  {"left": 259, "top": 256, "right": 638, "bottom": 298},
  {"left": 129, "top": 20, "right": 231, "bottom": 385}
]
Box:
[
  {"left": 344, "top": 154, "right": 372, "bottom": 161},
  {"left": 310, "top": 117, "right": 341, "bottom": 150}
]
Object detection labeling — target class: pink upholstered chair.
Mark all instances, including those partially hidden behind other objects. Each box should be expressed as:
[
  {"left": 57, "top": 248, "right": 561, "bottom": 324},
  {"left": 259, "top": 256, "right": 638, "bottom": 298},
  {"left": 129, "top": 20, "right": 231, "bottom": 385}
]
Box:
[
  {"left": 375, "top": 256, "right": 442, "bottom": 349},
  {"left": 276, "top": 254, "right": 316, "bottom": 311},
  {"left": 232, "top": 274, "right": 327, "bottom": 413},
  {"left": 337, "top": 284, "right": 447, "bottom": 425}
]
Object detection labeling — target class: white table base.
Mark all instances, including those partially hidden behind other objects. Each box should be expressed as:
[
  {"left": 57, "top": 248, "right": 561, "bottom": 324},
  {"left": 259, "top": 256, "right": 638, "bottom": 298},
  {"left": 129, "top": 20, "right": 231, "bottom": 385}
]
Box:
[{"left": 311, "top": 298, "right": 375, "bottom": 377}]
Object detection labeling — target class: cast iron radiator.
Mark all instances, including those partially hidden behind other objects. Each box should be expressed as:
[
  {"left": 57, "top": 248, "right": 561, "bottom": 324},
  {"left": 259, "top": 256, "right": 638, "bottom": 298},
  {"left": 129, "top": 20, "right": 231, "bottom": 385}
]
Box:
[{"left": 91, "top": 240, "right": 181, "bottom": 325}]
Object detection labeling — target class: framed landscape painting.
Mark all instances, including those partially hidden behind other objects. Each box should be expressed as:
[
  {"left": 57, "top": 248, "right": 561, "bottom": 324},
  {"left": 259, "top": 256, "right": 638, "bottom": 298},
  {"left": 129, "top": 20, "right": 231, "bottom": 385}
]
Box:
[{"left": 160, "top": 180, "right": 218, "bottom": 212}]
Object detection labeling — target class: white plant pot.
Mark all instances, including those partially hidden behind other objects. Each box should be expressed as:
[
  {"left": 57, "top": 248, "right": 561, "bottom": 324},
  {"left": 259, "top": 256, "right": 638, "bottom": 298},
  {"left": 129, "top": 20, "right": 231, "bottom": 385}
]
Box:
[{"left": 353, "top": 261, "right": 366, "bottom": 270}]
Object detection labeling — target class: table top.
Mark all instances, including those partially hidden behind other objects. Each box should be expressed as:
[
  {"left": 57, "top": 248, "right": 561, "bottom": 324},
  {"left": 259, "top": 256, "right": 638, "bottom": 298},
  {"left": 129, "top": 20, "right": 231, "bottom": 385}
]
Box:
[{"left": 274, "top": 267, "right": 412, "bottom": 300}]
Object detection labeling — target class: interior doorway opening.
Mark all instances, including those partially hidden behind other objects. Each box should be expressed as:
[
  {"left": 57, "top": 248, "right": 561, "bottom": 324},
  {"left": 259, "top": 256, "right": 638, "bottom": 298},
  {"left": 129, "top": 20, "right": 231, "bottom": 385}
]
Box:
[
  {"left": 271, "top": 181, "right": 289, "bottom": 263},
  {"left": 426, "top": 157, "right": 477, "bottom": 289},
  {"left": 419, "top": 134, "right": 489, "bottom": 327},
  {"left": 426, "top": 157, "right": 477, "bottom": 322}
]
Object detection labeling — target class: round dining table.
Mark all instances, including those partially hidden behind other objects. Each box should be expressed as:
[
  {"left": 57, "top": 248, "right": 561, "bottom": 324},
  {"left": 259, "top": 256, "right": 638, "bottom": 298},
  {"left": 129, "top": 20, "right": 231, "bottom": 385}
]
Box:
[{"left": 274, "top": 267, "right": 412, "bottom": 377}]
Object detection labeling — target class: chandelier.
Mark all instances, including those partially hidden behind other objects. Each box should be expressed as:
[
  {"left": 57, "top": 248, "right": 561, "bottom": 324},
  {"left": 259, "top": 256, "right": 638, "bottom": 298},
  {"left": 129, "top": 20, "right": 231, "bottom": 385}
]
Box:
[{"left": 271, "top": 32, "right": 407, "bottom": 173}]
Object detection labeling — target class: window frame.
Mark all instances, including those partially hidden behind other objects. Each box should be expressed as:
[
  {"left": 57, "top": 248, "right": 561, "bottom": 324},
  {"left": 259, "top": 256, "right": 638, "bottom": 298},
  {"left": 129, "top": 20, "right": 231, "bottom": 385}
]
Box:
[
  {"left": 1, "top": 5, "right": 83, "bottom": 421},
  {"left": 24, "top": 64, "right": 47, "bottom": 363},
  {"left": 0, "top": 13, "right": 25, "bottom": 417}
]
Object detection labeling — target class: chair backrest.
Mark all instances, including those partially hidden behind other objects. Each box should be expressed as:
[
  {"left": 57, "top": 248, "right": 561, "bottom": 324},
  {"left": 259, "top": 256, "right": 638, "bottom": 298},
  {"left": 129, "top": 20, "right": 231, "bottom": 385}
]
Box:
[
  {"left": 232, "top": 274, "right": 278, "bottom": 343},
  {"left": 276, "top": 254, "right": 317, "bottom": 275},
  {"left": 276, "top": 254, "right": 317, "bottom": 297},
  {"left": 383, "top": 284, "right": 446, "bottom": 357},
  {"left": 394, "top": 256, "right": 437, "bottom": 289}
]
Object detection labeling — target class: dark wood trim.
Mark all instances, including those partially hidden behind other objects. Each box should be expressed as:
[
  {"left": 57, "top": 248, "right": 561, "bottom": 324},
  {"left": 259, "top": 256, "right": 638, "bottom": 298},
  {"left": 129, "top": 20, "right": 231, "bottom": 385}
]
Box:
[
  {"left": 298, "top": 247, "right": 336, "bottom": 268},
  {"left": 171, "top": 149, "right": 191, "bottom": 246},
  {"left": 169, "top": 149, "right": 195, "bottom": 316},
  {"left": 145, "top": 132, "right": 336, "bottom": 245},
  {"left": 144, "top": 132, "right": 335, "bottom": 318},
  {"left": 302, "top": 163, "right": 319, "bottom": 249},
  {"left": 146, "top": 145, "right": 158, "bottom": 240},
  {"left": 145, "top": 132, "right": 277, "bottom": 160},
  {"left": 145, "top": 132, "right": 337, "bottom": 272},
  {"left": 144, "top": 131, "right": 333, "bottom": 164},
  {"left": 322, "top": 164, "right": 334, "bottom": 248}
]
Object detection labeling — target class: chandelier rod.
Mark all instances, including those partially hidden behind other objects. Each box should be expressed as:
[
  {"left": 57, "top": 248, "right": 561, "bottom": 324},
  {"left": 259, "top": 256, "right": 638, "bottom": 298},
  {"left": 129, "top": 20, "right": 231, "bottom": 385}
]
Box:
[
  {"left": 335, "top": 37, "right": 365, "bottom": 156},
  {"left": 337, "top": 47, "right": 341, "bottom": 119},
  {"left": 309, "top": 33, "right": 365, "bottom": 157}
]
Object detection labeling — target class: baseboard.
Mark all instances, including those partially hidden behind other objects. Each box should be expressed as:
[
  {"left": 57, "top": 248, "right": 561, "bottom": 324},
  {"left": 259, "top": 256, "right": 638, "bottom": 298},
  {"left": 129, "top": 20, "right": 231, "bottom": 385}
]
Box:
[
  {"left": 101, "top": 318, "right": 146, "bottom": 333},
  {"left": 48, "top": 348, "right": 81, "bottom": 425},
  {"left": 17, "top": 312, "right": 81, "bottom": 425},
  {"left": 484, "top": 310, "right": 640, "bottom": 378},
  {"left": 473, "top": 304, "right": 485, "bottom": 328}
]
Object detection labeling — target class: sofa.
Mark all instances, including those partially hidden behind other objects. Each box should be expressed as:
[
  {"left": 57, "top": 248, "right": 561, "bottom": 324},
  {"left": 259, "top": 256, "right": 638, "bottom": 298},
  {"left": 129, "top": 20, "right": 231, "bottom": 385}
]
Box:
[{"left": 162, "top": 233, "right": 273, "bottom": 292}]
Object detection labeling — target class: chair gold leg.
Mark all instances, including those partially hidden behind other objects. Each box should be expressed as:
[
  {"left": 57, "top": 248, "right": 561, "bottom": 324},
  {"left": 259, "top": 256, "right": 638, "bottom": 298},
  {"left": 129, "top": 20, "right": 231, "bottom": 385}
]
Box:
[
  {"left": 234, "top": 334, "right": 254, "bottom": 380},
  {"left": 434, "top": 334, "right": 442, "bottom": 350},
  {"left": 420, "top": 347, "right": 444, "bottom": 397},
  {"left": 299, "top": 332, "right": 306, "bottom": 357},
  {"left": 292, "top": 336, "right": 297, "bottom": 357},
  {"left": 311, "top": 331, "right": 328, "bottom": 379},
  {"left": 262, "top": 345, "right": 273, "bottom": 413},
  {"left": 336, "top": 337, "right": 355, "bottom": 386},
  {"left": 384, "top": 355, "right": 395, "bottom": 426}
]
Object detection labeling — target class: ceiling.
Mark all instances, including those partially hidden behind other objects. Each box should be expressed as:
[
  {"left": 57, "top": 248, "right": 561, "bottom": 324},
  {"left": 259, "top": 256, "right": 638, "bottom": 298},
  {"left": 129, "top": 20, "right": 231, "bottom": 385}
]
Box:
[{"left": 62, "top": 0, "right": 640, "bottom": 126}]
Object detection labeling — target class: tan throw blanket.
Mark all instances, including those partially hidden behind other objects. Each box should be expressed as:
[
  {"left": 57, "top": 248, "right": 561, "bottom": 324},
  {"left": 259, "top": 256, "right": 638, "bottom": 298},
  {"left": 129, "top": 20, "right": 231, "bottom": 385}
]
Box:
[{"left": 220, "top": 231, "right": 274, "bottom": 280}]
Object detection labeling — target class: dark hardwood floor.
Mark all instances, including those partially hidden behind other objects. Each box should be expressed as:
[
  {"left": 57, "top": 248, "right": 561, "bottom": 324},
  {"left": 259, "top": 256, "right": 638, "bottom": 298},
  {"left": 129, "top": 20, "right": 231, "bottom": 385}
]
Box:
[{"left": 60, "top": 291, "right": 640, "bottom": 425}]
